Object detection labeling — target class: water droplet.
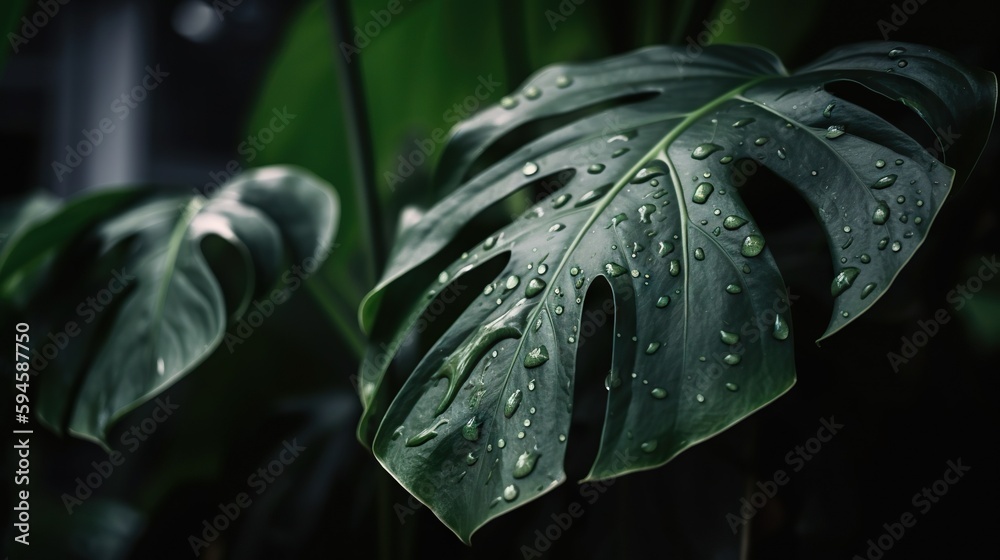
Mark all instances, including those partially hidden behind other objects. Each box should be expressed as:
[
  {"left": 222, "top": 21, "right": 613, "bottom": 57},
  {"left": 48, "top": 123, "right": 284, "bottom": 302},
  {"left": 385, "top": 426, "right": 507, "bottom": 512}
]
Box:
[
  {"left": 555, "top": 74, "right": 573, "bottom": 88},
  {"left": 826, "top": 125, "right": 846, "bottom": 139},
  {"left": 504, "top": 390, "right": 523, "bottom": 418},
  {"left": 498, "top": 438, "right": 505, "bottom": 449},
  {"left": 405, "top": 419, "right": 448, "bottom": 447},
  {"left": 505, "top": 275, "right": 520, "bottom": 290},
  {"left": 588, "top": 163, "right": 606, "bottom": 174},
  {"left": 899, "top": 214, "right": 908, "bottom": 224},
  {"left": 888, "top": 47, "right": 906, "bottom": 58},
  {"left": 694, "top": 247, "right": 705, "bottom": 261},
  {"left": 392, "top": 425, "right": 404, "bottom": 440},
  {"left": 777, "top": 147, "right": 787, "bottom": 160},
  {"left": 696, "top": 394, "right": 706, "bottom": 403},
  {"left": 500, "top": 96, "right": 518, "bottom": 109},
  {"left": 741, "top": 234, "right": 765, "bottom": 257},
  {"left": 720, "top": 155, "right": 734, "bottom": 164},
  {"left": 503, "top": 484, "right": 519, "bottom": 501},
  {"left": 658, "top": 241, "right": 674, "bottom": 257},
  {"left": 463, "top": 417, "right": 480, "bottom": 441},
  {"left": 524, "top": 86, "right": 541, "bottom": 99},
  {"left": 575, "top": 184, "right": 612, "bottom": 207},
  {"left": 754, "top": 137, "right": 769, "bottom": 146},
  {"left": 875, "top": 159, "right": 886, "bottom": 169},
  {"left": 726, "top": 283, "right": 743, "bottom": 296},
  {"left": 513, "top": 450, "right": 539, "bottom": 478},
  {"left": 651, "top": 387, "right": 668, "bottom": 399},
  {"left": 605, "top": 262, "right": 627, "bottom": 277},
  {"left": 878, "top": 237, "right": 890, "bottom": 250},
  {"left": 524, "top": 346, "right": 550, "bottom": 368},
  {"left": 861, "top": 282, "right": 877, "bottom": 299},
  {"left": 484, "top": 236, "right": 497, "bottom": 250},
  {"left": 896, "top": 195, "right": 906, "bottom": 204},
  {"left": 724, "top": 215, "right": 748, "bottom": 230},
  {"left": 631, "top": 162, "right": 668, "bottom": 184},
  {"left": 891, "top": 241, "right": 901, "bottom": 252},
  {"left": 605, "top": 371, "right": 621, "bottom": 390},
  {"left": 692, "top": 142, "right": 724, "bottom": 160},
  {"left": 522, "top": 162, "right": 539, "bottom": 176},
  {"left": 638, "top": 204, "right": 657, "bottom": 223},
  {"left": 720, "top": 330, "right": 739, "bottom": 345},
  {"left": 692, "top": 182, "right": 714, "bottom": 204},
  {"left": 612, "top": 147, "right": 630, "bottom": 158},
  {"left": 527, "top": 379, "right": 535, "bottom": 391},
  {"left": 860, "top": 254, "right": 871, "bottom": 264},
  {"left": 773, "top": 313, "right": 790, "bottom": 340},
  {"left": 645, "top": 342, "right": 661, "bottom": 355},
  {"left": 537, "top": 263, "right": 548, "bottom": 275},
  {"left": 823, "top": 103, "right": 835, "bottom": 118},
  {"left": 552, "top": 194, "right": 571, "bottom": 209},
  {"left": 547, "top": 223, "right": 565, "bottom": 233},
  {"left": 570, "top": 266, "right": 580, "bottom": 276},
  {"left": 871, "top": 174, "right": 898, "bottom": 189},
  {"left": 725, "top": 382, "right": 739, "bottom": 392},
  {"left": 669, "top": 260, "right": 680, "bottom": 276},
  {"left": 831, "top": 267, "right": 860, "bottom": 297},
  {"left": 897, "top": 60, "right": 908, "bottom": 68},
  {"left": 640, "top": 440, "right": 658, "bottom": 453},
  {"left": 724, "top": 353, "right": 741, "bottom": 365},
  {"left": 872, "top": 200, "right": 890, "bottom": 225},
  {"left": 656, "top": 296, "right": 670, "bottom": 308},
  {"left": 525, "top": 278, "right": 546, "bottom": 298}
]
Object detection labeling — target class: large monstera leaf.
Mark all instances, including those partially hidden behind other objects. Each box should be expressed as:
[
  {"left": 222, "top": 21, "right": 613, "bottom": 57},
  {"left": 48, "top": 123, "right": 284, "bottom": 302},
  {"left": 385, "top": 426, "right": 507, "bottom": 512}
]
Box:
[
  {"left": 1, "top": 167, "right": 338, "bottom": 445},
  {"left": 357, "top": 43, "right": 996, "bottom": 541}
]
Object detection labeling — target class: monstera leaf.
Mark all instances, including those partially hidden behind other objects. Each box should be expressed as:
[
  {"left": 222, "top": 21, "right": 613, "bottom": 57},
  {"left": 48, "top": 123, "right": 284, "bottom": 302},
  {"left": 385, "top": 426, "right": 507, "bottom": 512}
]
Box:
[
  {"left": 1, "top": 166, "right": 338, "bottom": 445},
  {"left": 357, "top": 43, "right": 996, "bottom": 541}
]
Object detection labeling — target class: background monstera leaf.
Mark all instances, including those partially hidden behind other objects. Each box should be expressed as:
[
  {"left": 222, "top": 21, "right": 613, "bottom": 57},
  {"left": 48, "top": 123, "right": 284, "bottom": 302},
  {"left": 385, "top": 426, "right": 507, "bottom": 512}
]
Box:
[
  {"left": 357, "top": 43, "right": 996, "bottom": 541},
  {"left": 1, "top": 166, "right": 338, "bottom": 445}
]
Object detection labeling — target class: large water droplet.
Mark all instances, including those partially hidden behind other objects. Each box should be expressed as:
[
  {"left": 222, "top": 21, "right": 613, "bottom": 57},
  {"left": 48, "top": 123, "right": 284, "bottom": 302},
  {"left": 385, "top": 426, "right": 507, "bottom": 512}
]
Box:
[
  {"left": 872, "top": 200, "right": 890, "bottom": 225},
  {"left": 645, "top": 342, "right": 661, "bottom": 355},
  {"left": 588, "top": 163, "right": 606, "bottom": 174},
  {"left": 831, "top": 267, "right": 860, "bottom": 297},
  {"left": 823, "top": 103, "right": 835, "bottom": 118},
  {"left": 720, "top": 330, "right": 739, "bottom": 345},
  {"left": 505, "top": 390, "right": 523, "bottom": 418},
  {"left": 463, "top": 417, "right": 480, "bottom": 441},
  {"left": 524, "top": 86, "right": 541, "bottom": 99},
  {"left": 724, "top": 215, "right": 748, "bottom": 230},
  {"left": 638, "top": 204, "right": 657, "bottom": 223},
  {"left": 741, "top": 234, "right": 765, "bottom": 257},
  {"left": 556, "top": 75, "right": 573, "bottom": 88},
  {"left": 773, "top": 313, "right": 790, "bottom": 340},
  {"left": 524, "top": 346, "right": 550, "bottom": 368},
  {"left": 503, "top": 484, "right": 519, "bottom": 501},
  {"left": 658, "top": 241, "right": 674, "bottom": 257},
  {"left": 692, "top": 143, "right": 724, "bottom": 160},
  {"left": 726, "top": 284, "right": 742, "bottom": 294},
  {"left": 505, "top": 275, "right": 520, "bottom": 290},
  {"left": 405, "top": 419, "right": 448, "bottom": 447},
  {"left": 484, "top": 236, "right": 497, "bottom": 250},
  {"left": 605, "top": 262, "right": 627, "bottom": 277},
  {"left": 724, "top": 353, "right": 741, "bottom": 365},
  {"left": 694, "top": 247, "right": 705, "bottom": 261},
  {"left": 754, "top": 137, "right": 769, "bottom": 146},
  {"left": 871, "top": 174, "right": 898, "bottom": 189},
  {"left": 575, "top": 184, "right": 612, "bottom": 207},
  {"left": 825, "top": 125, "right": 846, "bottom": 139},
  {"left": 651, "top": 387, "right": 668, "bottom": 399},
  {"left": 692, "top": 182, "right": 714, "bottom": 204},
  {"left": 888, "top": 47, "right": 906, "bottom": 58},
  {"left": 631, "top": 162, "right": 668, "bottom": 184},
  {"left": 891, "top": 241, "right": 901, "bottom": 252},
  {"left": 525, "top": 278, "right": 546, "bottom": 298},
  {"left": 513, "top": 450, "right": 539, "bottom": 478},
  {"left": 656, "top": 296, "right": 670, "bottom": 308},
  {"left": 522, "top": 162, "right": 539, "bottom": 176},
  {"left": 669, "top": 260, "right": 680, "bottom": 276}
]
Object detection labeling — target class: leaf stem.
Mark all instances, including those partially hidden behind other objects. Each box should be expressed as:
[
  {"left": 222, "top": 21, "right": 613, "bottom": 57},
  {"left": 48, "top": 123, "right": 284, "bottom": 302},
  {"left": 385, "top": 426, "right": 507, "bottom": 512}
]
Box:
[{"left": 324, "top": 0, "right": 387, "bottom": 284}]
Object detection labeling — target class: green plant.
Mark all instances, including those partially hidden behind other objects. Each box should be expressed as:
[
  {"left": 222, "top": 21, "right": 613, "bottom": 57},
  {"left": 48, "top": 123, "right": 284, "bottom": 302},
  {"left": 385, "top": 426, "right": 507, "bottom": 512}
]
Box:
[{"left": 357, "top": 42, "right": 996, "bottom": 541}]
